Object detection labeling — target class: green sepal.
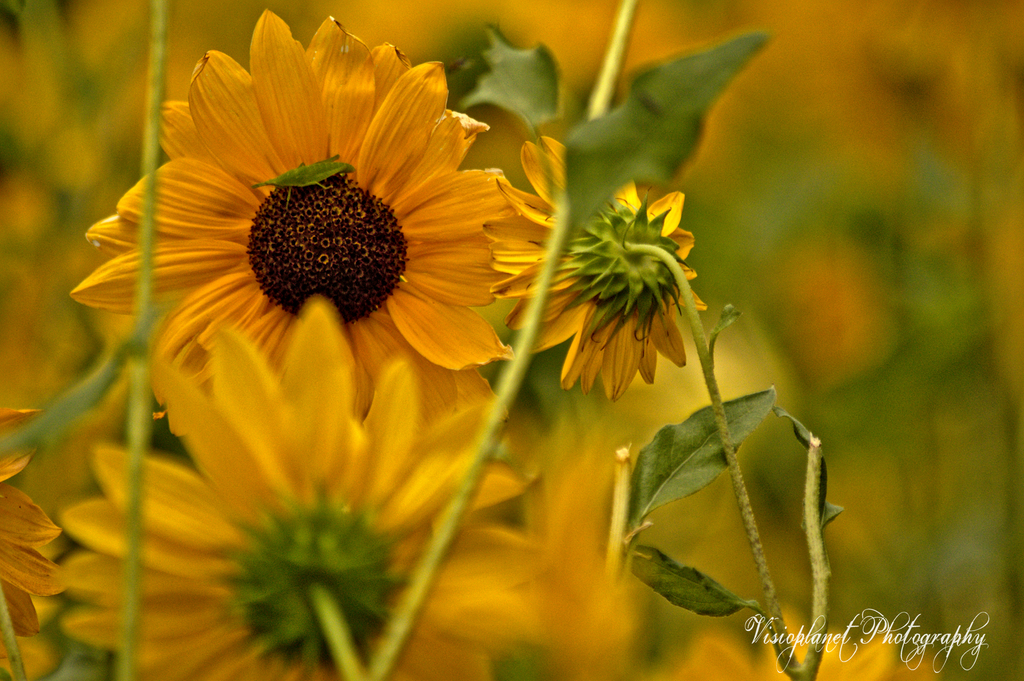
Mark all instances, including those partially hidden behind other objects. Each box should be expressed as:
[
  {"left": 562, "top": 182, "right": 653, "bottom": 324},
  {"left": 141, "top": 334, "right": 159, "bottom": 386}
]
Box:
[
  {"left": 564, "top": 31, "right": 769, "bottom": 225},
  {"left": 774, "top": 406, "right": 843, "bottom": 529},
  {"left": 632, "top": 546, "right": 762, "bottom": 617},
  {"left": 462, "top": 26, "right": 560, "bottom": 133},
  {"left": 252, "top": 156, "right": 354, "bottom": 189},
  {"left": 628, "top": 387, "right": 777, "bottom": 531}
]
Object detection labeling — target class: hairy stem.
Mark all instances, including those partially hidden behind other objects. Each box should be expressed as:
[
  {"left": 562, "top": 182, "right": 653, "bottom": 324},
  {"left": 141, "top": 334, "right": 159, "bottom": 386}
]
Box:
[
  {"left": 588, "top": 0, "right": 640, "bottom": 120},
  {"left": 795, "top": 434, "right": 829, "bottom": 681},
  {"left": 368, "top": 195, "right": 575, "bottom": 681},
  {"left": 118, "top": 0, "right": 168, "bottom": 679},
  {"left": 311, "top": 585, "right": 369, "bottom": 681},
  {"left": 625, "top": 244, "right": 787, "bottom": 631}
]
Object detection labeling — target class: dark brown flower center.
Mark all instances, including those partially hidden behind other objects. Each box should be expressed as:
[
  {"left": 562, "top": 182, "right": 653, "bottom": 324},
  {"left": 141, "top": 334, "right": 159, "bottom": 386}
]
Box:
[{"left": 247, "top": 174, "right": 407, "bottom": 321}]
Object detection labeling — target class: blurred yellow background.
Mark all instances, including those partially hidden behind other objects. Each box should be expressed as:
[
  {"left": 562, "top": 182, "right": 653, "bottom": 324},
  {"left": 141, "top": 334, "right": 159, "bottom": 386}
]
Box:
[{"left": 1, "top": 0, "right": 1020, "bottom": 678}]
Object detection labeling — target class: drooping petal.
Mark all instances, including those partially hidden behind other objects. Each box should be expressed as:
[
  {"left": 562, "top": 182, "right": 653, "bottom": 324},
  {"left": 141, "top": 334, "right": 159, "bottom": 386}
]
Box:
[
  {"left": 638, "top": 335, "right": 658, "bottom": 384},
  {"left": 0, "top": 532, "right": 60, "bottom": 595},
  {"left": 4, "top": 579, "right": 38, "bottom": 635},
  {"left": 648, "top": 191, "right": 685, "bottom": 235},
  {"left": 357, "top": 62, "right": 447, "bottom": 202},
  {"left": 600, "top": 320, "right": 644, "bottom": 400},
  {"left": 496, "top": 177, "right": 555, "bottom": 226},
  {"left": 306, "top": 18, "right": 375, "bottom": 166},
  {"left": 650, "top": 307, "right": 687, "bottom": 366},
  {"left": 189, "top": 50, "right": 284, "bottom": 186},
  {"left": 0, "top": 483, "right": 60, "bottom": 546},
  {"left": 386, "top": 286, "right": 512, "bottom": 370},
  {"left": 250, "top": 10, "right": 329, "bottom": 168},
  {"left": 521, "top": 137, "right": 566, "bottom": 204}
]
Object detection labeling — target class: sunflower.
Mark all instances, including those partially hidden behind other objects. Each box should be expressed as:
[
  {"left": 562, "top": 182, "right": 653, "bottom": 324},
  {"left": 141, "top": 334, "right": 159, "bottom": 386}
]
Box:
[
  {"left": 60, "top": 299, "right": 533, "bottom": 681},
  {"left": 71, "top": 10, "right": 512, "bottom": 418},
  {"left": 0, "top": 409, "right": 63, "bottom": 638},
  {"left": 487, "top": 137, "right": 706, "bottom": 401}
]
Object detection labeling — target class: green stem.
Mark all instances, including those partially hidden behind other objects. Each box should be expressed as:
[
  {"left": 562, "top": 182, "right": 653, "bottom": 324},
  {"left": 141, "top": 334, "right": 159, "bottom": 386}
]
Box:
[
  {"left": 795, "top": 434, "right": 829, "bottom": 681},
  {"left": 118, "top": 0, "right": 168, "bottom": 679},
  {"left": 587, "top": 0, "right": 640, "bottom": 120},
  {"left": 0, "top": 582, "right": 28, "bottom": 681},
  {"left": 625, "top": 244, "right": 787, "bottom": 630},
  {"left": 606, "top": 446, "right": 632, "bottom": 576},
  {"left": 368, "top": 195, "right": 575, "bottom": 681},
  {"left": 310, "top": 584, "right": 369, "bottom": 681}
]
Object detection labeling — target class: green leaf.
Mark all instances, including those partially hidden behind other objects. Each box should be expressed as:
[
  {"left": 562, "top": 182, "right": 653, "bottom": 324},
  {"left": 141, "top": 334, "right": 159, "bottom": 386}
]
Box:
[
  {"left": 628, "top": 387, "right": 776, "bottom": 530},
  {"left": 564, "top": 31, "right": 768, "bottom": 224},
  {"left": 709, "top": 304, "right": 741, "bottom": 358},
  {"left": 252, "top": 156, "right": 354, "bottom": 189},
  {"left": 632, "top": 546, "right": 762, "bottom": 616},
  {"left": 0, "top": 351, "right": 126, "bottom": 456},
  {"left": 822, "top": 501, "right": 844, "bottom": 529},
  {"left": 772, "top": 405, "right": 811, "bottom": 449},
  {"left": 461, "top": 26, "right": 560, "bottom": 133}
]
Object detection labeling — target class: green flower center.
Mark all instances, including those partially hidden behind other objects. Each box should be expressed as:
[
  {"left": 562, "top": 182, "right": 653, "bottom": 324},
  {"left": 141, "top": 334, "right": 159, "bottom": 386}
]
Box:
[
  {"left": 247, "top": 174, "right": 407, "bottom": 321},
  {"left": 563, "top": 196, "right": 682, "bottom": 334},
  {"left": 230, "top": 499, "right": 400, "bottom": 666}
]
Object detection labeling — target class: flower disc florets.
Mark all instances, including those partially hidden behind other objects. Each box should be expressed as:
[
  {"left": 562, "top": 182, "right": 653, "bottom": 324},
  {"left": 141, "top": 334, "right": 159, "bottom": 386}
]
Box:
[
  {"left": 231, "top": 499, "right": 399, "bottom": 665},
  {"left": 247, "top": 173, "right": 408, "bottom": 321},
  {"left": 563, "top": 196, "right": 682, "bottom": 336}
]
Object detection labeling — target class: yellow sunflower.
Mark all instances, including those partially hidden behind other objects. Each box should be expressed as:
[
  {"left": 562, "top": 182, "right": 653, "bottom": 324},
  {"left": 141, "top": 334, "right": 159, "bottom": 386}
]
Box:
[
  {"left": 60, "top": 299, "right": 533, "bottom": 681},
  {"left": 486, "top": 137, "right": 705, "bottom": 401},
  {"left": 0, "top": 409, "right": 63, "bottom": 638},
  {"left": 71, "top": 10, "right": 512, "bottom": 418}
]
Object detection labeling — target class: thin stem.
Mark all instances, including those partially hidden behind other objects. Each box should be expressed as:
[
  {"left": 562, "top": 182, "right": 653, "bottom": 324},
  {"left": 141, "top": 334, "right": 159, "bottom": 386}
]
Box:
[
  {"left": 625, "top": 244, "right": 787, "bottom": 629},
  {"left": 368, "top": 195, "right": 575, "bottom": 681},
  {"left": 606, "top": 446, "right": 632, "bottom": 576},
  {"left": 118, "top": 0, "right": 168, "bottom": 679},
  {"left": 587, "top": 0, "right": 640, "bottom": 120},
  {"left": 796, "top": 434, "right": 829, "bottom": 681},
  {"left": 0, "top": 582, "right": 28, "bottom": 681},
  {"left": 310, "top": 585, "right": 369, "bottom": 681}
]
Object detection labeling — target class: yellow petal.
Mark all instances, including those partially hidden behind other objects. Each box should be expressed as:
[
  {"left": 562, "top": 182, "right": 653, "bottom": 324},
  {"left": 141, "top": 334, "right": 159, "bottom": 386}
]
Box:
[
  {"left": 638, "top": 335, "right": 658, "bottom": 384},
  {"left": 521, "top": 137, "right": 566, "bottom": 204},
  {"left": 650, "top": 307, "right": 687, "bottom": 366},
  {"left": 160, "top": 100, "right": 216, "bottom": 165},
  {"left": 71, "top": 241, "right": 249, "bottom": 314},
  {"left": 189, "top": 50, "right": 284, "bottom": 186},
  {"left": 0, "top": 483, "right": 60, "bottom": 546},
  {"left": 116, "top": 159, "right": 258, "bottom": 243},
  {"left": 405, "top": 236, "right": 497, "bottom": 307},
  {"left": 0, "top": 535, "right": 60, "bottom": 596},
  {"left": 250, "top": 10, "right": 329, "bottom": 168},
  {"left": 90, "top": 445, "right": 242, "bottom": 553},
  {"left": 278, "top": 299, "right": 367, "bottom": 497},
  {"left": 84, "top": 215, "right": 138, "bottom": 256},
  {"left": 483, "top": 212, "right": 551, "bottom": 244},
  {"left": 152, "top": 355, "right": 276, "bottom": 523},
  {"left": 357, "top": 62, "right": 447, "bottom": 202},
  {"left": 601, "top": 320, "right": 643, "bottom": 401},
  {"left": 306, "top": 18, "right": 375, "bottom": 166},
  {"left": 3, "top": 580, "right": 38, "bottom": 635},
  {"left": 347, "top": 310, "right": 458, "bottom": 422},
  {"left": 496, "top": 177, "right": 555, "bottom": 226},
  {"left": 386, "top": 286, "right": 513, "bottom": 370},
  {"left": 390, "top": 111, "right": 488, "bottom": 206},
  {"left": 614, "top": 182, "right": 640, "bottom": 210},
  {"left": 370, "top": 43, "right": 411, "bottom": 113},
  {"left": 648, "top": 191, "right": 685, "bottom": 235},
  {"left": 361, "top": 360, "right": 420, "bottom": 509},
  {"left": 395, "top": 170, "right": 510, "bottom": 242}
]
